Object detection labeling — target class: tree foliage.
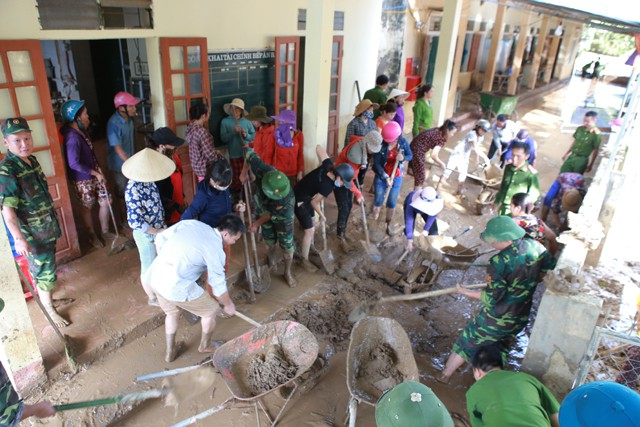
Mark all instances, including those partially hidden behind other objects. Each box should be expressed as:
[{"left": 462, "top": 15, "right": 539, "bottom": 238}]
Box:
[{"left": 581, "top": 27, "right": 635, "bottom": 57}]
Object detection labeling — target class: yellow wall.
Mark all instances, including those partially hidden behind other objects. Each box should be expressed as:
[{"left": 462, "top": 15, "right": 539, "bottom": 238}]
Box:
[{"left": 0, "top": 0, "right": 383, "bottom": 158}]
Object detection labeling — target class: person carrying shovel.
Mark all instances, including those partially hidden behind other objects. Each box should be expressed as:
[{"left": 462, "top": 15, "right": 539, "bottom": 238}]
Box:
[
  {"left": 0, "top": 118, "right": 68, "bottom": 328},
  {"left": 241, "top": 150, "right": 297, "bottom": 288},
  {"left": 402, "top": 186, "right": 444, "bottom": 252},
  {"left": 334, "top": 130, "right": 382, "bottom": 251},
  {"left": 372, "top": 121, "right": 412, "bottom": 235},
  {"left": 440, "top": 216, "right": 556, "bottom": 382},
  {"left": 293, "top": 145, "right": 355, "bottom": 272},
  {"left": 143, "top": 215, "right": 245, "bottom": 363}
]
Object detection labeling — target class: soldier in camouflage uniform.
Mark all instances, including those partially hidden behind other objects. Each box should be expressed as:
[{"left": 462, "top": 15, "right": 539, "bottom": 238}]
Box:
[
  {"left": 241, "top": 150, "right": 297, "bottom": 287},
  {"left": 0, "top": 118, "right": 67, "bottom": 328},
  {"left": 0, "top": 299, "right": 56, "bottom": 425},
  {"left": 440, "top": 216, "right": 556, "bottom": 382}
]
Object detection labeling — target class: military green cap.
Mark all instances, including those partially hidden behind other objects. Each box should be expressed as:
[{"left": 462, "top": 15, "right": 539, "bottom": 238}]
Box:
[
  {"left": 262, "top": 170, "right": 290, "bottom": 200},
  {"left": 481, "top": 215, "right": 525, "bottom": 243},
  {"left": 375, "top": 381, "right": 454, "bottom": 427},
  {"left": 1, "top": 117, "right": 32, "bottom": 137},
  {"left": 0, "top": 298, "right": 4, "bottom": 313}
]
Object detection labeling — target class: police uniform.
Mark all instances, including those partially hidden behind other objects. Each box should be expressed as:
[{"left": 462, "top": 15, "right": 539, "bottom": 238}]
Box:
[
  {"left": 0, "top": 150, "right": 61, "bottom": 292},
  {"left": 452, "top": 237, "right": 556, "bottom": 362},
  {"left": 560, "top": 126, "right": 601, "bottom": 174},
  {"left": 245, "top": 151, "right": 295, "bottom": 253},
  {"left": 494, "top": 164, "right": 540, "bottom": 215}
]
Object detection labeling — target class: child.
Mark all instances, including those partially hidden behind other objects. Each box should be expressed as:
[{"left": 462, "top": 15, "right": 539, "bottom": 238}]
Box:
[
  {"left": 439, "top": 119, "right": 491, "bottom": 196},
  {"left": 510, "top": 192, "right": 558, "bottom": 255}
]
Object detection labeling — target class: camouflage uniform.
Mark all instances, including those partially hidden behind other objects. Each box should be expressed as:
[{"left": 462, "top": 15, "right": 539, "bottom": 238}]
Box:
[
  {"left": 1, "top": 349, "right": 24, "bottom": 426},
  {"left": 245, "top": 152, "right": 295, "bottom": 253},
  {"left": 0, "top": 152, "right": 61, "bottom": 292},
  {"left": 452, "top": 238, "right": 556, "bottom": 362}
]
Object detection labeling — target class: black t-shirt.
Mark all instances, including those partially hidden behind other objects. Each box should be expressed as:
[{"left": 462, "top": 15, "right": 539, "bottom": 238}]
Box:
[{"left": 294, "top": 158, "right": 334, "bottom": 203}]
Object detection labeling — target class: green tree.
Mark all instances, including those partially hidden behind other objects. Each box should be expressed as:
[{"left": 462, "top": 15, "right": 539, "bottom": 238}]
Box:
[{"left": 581, "top": 27, "right": 635, "bottom": 57}]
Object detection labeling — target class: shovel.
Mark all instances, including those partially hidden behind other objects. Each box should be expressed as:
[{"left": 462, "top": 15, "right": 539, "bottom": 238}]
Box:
[
  {"left": 317, "top": 200, "right": 335, "bottom": 274},
  {"left": 239, "top": 213, "right": 256, "bottom": 303},
  {"left": 354, "top": 180, "right": 381, "bottom": 262},
  {"left": 99, "top": 181, "right": 136, "bottom": 255},
  {"left": 54, "top": 389, "right": 168, "bottom": 412},
  {"left": 243, "top": 180, "right": 271, "bottom": 293},
  {"left": 349, "top": 283, "right": 487, "bottom": 322}
]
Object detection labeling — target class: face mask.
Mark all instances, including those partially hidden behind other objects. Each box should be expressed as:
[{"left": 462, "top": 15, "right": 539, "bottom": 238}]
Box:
[
  {"left": 334, "top": 181, "right": 342, "bottom": 188},
  {"left": 363, "top": 111, "right": 374, "bottom": 120}
]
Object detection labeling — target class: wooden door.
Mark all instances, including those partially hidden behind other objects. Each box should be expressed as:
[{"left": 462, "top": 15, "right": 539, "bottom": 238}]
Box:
[
  {"left": 467, "top": 33, "right": 482, "bottom": 72},
  {"left": 327, "top": 36, "right": 343, "bottom": 158},
  {"left": 159, "top": 38, "right": 210, "bottom": 204},
  {"left": 0, "top": 40, "right": 79, "bottom": 261},
  {"left": 274, "top": 37, "right": 301, "bottom": 117}
]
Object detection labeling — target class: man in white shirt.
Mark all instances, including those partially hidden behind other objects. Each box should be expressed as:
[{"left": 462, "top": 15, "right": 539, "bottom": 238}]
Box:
[
  {"left": 488, "top": 114, "right": 519, "bottom": 166},
  {"left": 143, "top": 215, "right": 244, "bottom": 362}
]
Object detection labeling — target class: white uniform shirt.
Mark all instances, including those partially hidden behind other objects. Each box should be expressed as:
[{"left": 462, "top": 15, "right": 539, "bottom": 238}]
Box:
[
  {"left": 451, "top": 130, "right": 484, "bottom": 160},
  {"left": 492, "top": 120, "right": 519, "bottom": 144},
  {"left": 143, "top": 220, "right": 227, "bottom": 301}
]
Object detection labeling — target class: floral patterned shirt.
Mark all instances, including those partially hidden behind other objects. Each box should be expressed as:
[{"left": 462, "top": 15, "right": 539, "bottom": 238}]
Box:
[{"left": 125, "top": 181, "right": 165, "bottom": 232}]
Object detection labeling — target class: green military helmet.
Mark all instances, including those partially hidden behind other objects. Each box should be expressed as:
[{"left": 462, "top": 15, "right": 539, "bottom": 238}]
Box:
[
  {"left": 481, "top": 215, "right": 525, "bottom": 243},
  {"left": 0, "top": 297, "right": 4, "bottom": 313},
  {"left": 262, "top": 170, "right": 291, "bottom": 200},
  {"left": 375, "top": 381, "right": 454, "bottom": 427}
]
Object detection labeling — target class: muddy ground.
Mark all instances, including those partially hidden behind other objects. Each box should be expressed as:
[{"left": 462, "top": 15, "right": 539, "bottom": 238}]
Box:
[{"left": 25, "top": 79, "right": 633, "bottom": 426}]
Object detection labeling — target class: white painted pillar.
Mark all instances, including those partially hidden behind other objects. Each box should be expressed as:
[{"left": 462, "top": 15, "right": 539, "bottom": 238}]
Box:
[
  {"left": 146, "top": 37, "right": 166, "bottom": 128},
  {"left": 482, "top": 4, "right": 507, "bottom": 92},
  {"left": 0, "top": 228, "right": 45, "bottom": 392},
  {"left": 302, "top": 0, "right": 334, "bottom": 173},
  {"left": 527, "top": 16, "right": 549, "bottom": 89},
  {"left": 430, "top": 0, "right": 463, "bottom": 126},
  {"left": 445, "top": 0, "right": 470, "bottom": 117}
]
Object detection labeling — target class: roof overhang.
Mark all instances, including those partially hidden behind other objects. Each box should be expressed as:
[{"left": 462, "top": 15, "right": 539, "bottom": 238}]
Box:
[{"left": 483, "top": 0, "right": 640, "bottom": 34}]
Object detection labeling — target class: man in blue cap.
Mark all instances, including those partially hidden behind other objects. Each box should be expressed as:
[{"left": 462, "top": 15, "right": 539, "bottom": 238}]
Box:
[{"left": 0, "top": 298, "right": 57, "bottom": 424}]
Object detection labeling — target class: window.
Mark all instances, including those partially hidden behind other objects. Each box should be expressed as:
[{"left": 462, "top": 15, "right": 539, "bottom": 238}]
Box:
[
  {"left": 466, "top": 20, "right": 475, "bottom": 32},
  {"left": 36, "top": 0, "right": 153, "bottom": 30},
  {"left": 298, "top": 8, "right": 306, "bottom": 30},
  {"left": 334, "top": 11, "right": 344, "bottom": 31}
]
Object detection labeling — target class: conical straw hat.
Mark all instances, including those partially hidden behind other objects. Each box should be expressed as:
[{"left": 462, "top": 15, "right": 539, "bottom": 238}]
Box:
[{"left": 122, "top": 148, "right": 175, "bottom": 182}]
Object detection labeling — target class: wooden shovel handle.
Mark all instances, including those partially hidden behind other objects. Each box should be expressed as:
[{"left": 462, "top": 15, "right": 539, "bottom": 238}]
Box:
[
  {"left": 234, "top": 311, "right": 261, "bottom": 327},
  {"left": 381, "top": 283, "right": 487, "bottom": 303}
]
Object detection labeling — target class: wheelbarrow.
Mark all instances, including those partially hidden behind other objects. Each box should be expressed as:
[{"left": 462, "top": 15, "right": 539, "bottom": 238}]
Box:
[
  {"left": 469, "top": 162, "right": 503, "bottom": 215},
  {"left": 399, "top": 234, "right": 491, "bottom": 295},
  {"left": 171, "top": 320, "right": 319, "bottom": 427},
  {"left": 345, "top": 317, "right": 419, "bottom": 427},
  {"left": 478, "top": 91, "right": 519, "bottom": 121}
]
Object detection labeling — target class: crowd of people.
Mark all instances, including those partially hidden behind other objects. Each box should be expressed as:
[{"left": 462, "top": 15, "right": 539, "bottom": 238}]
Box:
[{"left": 1, "top": 71, "right": 636, "bottom": 426}]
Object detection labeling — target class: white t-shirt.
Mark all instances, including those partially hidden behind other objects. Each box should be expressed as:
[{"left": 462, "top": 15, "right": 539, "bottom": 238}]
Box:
[
  {"left": 451, "top": 130, "right": 484, "bottom": 159},
  {"left": 143, "top": 220, "right": 227, "bottom": 302}
]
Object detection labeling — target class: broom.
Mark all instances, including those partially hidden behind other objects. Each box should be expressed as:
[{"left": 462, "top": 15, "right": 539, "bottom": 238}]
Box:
[{"left": 16, "top": 265, "right": 78, "bottom": 373}]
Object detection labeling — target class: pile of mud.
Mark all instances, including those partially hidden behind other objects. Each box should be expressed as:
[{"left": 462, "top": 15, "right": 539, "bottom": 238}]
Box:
[
  {"left": 356, "top": 343, "right": 403, "bottom": 393},
  {"left": 273, "top": 282, "right": 374, "bottom": 350},
  {"left": 246, "top": 345, "right": 298, "bottom": 395}
]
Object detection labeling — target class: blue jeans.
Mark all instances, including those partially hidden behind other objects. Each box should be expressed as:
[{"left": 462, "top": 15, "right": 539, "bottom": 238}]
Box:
[
  {"left": 374, "top": 175, "right": 403, "bottom": 208},
  {"left": 544, "top": 180, "right": 560, "bottom": 207},
  {"left": 133, "top": 229, "right": 157, "bottom": 274}
]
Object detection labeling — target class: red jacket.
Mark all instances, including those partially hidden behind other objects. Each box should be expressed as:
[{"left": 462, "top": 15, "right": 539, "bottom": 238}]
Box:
[
  {"left": 254, "top": 126, "right": 304, "bottom": 177},
  {"left": 336, "top": 135, "right": 364, "bottom": 200},
  {"left": 253, "top": 124, "right": 275, "bottom": 165}
]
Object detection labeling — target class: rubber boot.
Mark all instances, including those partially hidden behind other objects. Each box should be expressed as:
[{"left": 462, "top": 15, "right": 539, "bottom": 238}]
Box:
[
  {"left": 165, "top": 333, "right": 177, "bottom": 363},
  {"left": 385, "top": 208, "right": 396, "bottom": 236},
  {"left": 539, "top": 205, "right": 550, "bottom": 222},
  {"left": 283, "top": 253, "right": 298, "bottom": 288}
]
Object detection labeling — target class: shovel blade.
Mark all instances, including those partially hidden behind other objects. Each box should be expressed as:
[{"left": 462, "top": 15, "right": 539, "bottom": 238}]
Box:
[
  {"left": 360, "top": 240, "right": 381, "bottom": 262},
  {"left": 252, "top": 265, "right": 272, "bottom": 293},
  {"left": 318, "top": 249, "right": 336, "bottom": 275}
]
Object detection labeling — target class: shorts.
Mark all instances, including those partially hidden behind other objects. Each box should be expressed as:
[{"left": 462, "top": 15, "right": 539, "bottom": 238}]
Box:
[
  {"left": 443, "top": 153, "right": 470, "bottom": 183},
  {"left": 294, "top": 201, "right": 315, "bottom": 230},
  {"left": 156, "top": 291, "right": 220, "bottom": 318},
  {"left": 110, "top": 171, "right": 128, "bottom": 199},
  {"left": 261, "top": 218, "right": 295, "bottom": 253},
  {"left": 26, "top": 240, "right": 58, "bottom": 292},
  {"left": 71, "top": 177, "right": 110, "bottom": 209}
]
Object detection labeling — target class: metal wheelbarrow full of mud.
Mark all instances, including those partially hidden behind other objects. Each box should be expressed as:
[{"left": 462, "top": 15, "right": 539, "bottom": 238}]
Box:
[
  {"left": 171, "top": 320, "right": 319, "bottom": 427},
  {"left": 470, "top": 163, "right": 503, "bottom": 215},
  {"left": 400, "top": 234, "right": 488, "bottom": 295},
  {"left": 345, "top": 317, "right": 419, "bottom": 427}
]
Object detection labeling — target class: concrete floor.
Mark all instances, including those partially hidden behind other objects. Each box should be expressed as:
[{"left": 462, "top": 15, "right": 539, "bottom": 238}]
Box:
[{"left": 23, "top": 74, "right": 628, "bottom": 425}]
